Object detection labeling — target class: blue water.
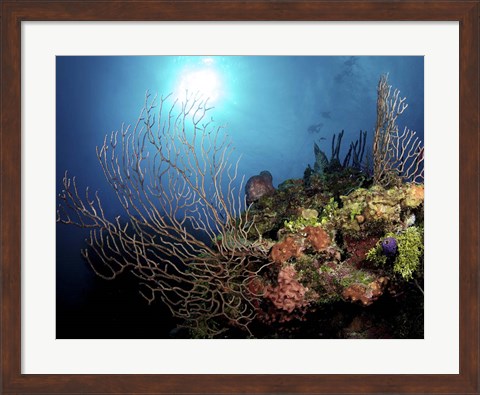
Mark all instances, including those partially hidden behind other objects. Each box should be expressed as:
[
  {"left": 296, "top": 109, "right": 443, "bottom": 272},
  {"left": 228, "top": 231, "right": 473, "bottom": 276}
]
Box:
[{"left": 56, "top": 56, "right": 423, "bottom": 337}]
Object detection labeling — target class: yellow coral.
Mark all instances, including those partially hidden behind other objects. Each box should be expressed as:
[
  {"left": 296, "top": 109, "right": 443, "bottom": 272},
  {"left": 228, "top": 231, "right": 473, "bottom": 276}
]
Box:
[{"left": 403, "top": 184, "right": 424, "bottom": 208}]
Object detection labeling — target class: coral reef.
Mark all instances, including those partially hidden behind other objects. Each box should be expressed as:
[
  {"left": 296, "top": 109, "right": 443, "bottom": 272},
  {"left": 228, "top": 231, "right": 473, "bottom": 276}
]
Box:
[
  {"left": 269, "top": 224, "right": 331, "bottom": 263},
  {"left": 343, "top": 235, "right": 380, "bottom": 268},
  {"left": 58, "top": 75, "right": 424, "bottom": 339},
  {"left": 337, "top": 183, "right": 424, "bottom": 237},
  {"left": 342, "top": 276, "right": 388, "bottom": 306},
  {"left": 264, "top": 265, "right": 310, "bottom": 316},
  {"left": 235, "top": 75, "right": 424, "bottom": 338},
  {"left": 366, "top": 226, "right": 424, "bottom": 280},
  {"left": 304, "top": 226, "right": 331, "bottom": 252},
  {"left": 403, "top": 184, "right": 424, "bottom": 208},
  {"left": 373, "top": 74, "right": 424, "bottom": 186},
  {"left": 381, "top": 237, "right": 397, "bottom": 257},
  {"left": 392, "top": 227, "right": 424, "bottom": 280},
  {"left": 238, "top": 120, "right": 423, "bottom": 337},
  {"left": 284, "top": 208, "right": 320, "bottom": 232},
  {"left": 270, "top": 236, "right": 304, "bottom": 264}
]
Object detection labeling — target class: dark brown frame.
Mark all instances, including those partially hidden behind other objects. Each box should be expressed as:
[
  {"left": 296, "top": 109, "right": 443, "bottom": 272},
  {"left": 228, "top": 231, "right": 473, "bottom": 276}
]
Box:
[{"left": 1, "top": 1, "right": 478, "bottom": 394}]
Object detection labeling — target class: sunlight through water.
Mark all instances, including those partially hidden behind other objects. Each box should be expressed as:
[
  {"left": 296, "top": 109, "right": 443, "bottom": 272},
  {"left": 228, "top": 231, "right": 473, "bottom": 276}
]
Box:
[{"left": 176, "top": 67, "right": 222, "bottom": 104}]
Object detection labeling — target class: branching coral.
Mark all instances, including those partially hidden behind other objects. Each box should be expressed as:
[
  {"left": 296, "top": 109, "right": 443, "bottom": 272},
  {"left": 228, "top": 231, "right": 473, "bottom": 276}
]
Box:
[
  {"left": 373, "top": 74, "right": 424, "bottom": 186},
  {"left": 57, "top": 74, "right": 424, "bottom": 338},
  {"left": 57, "top": 92, "right": 271, "bottom": 337}
]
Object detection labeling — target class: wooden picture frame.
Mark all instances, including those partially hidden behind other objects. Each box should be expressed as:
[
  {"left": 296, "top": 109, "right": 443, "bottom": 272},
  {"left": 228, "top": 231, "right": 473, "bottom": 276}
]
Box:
[{"left": 1, "top": 1, "right": 478, "bottom": 394}]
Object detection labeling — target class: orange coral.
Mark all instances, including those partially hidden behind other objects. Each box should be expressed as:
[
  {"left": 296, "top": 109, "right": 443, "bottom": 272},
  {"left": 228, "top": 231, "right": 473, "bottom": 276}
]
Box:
[
  {"left": 264, "top": 265, "right": 309, "bottom": 314},
  {"left": 270, "top": 236, "right": 304, "bottom": 264},
  {"left": 270, "top": 225, "right": 331, "bottom": 264},
  {"left": 404, "top": 184, "right": 424, "bottom": 208},
  {"left": 342, "top": 277, "right": 388, "bottom": 306},
  {"left": 304, "top": 226, "right": 330, "bottom": 252},
  {"left": 410, "top": 184, "right": 424, "bottom": 199}
]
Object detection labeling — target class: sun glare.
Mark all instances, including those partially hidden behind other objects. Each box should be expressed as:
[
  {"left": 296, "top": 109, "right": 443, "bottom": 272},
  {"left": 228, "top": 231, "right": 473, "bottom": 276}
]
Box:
[{"left": 176, "top": 68, "right": 222, "bottom": 103}]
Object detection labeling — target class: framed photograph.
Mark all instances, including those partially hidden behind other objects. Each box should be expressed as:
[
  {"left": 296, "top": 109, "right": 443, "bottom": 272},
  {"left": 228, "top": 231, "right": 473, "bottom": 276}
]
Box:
[{"left": 1, "top": 1, "right": 478, "bottom": 394}]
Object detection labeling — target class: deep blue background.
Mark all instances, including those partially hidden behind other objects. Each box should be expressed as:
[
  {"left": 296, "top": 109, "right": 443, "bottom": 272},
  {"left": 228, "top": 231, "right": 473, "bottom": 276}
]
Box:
[{"left": 56, "top": 56, "right": 424, "bottom": 338}]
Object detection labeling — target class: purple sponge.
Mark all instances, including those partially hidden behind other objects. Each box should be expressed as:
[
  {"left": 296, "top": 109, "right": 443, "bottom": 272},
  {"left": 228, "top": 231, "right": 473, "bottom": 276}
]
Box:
[{"left": 381, "top": 237, "right": 397, "bottom": 257}]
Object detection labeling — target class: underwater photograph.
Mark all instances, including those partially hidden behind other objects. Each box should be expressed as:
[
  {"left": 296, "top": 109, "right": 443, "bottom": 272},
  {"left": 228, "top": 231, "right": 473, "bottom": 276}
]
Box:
[{"left": 56, "top": 56, "right": 424, "bottom": 339}]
